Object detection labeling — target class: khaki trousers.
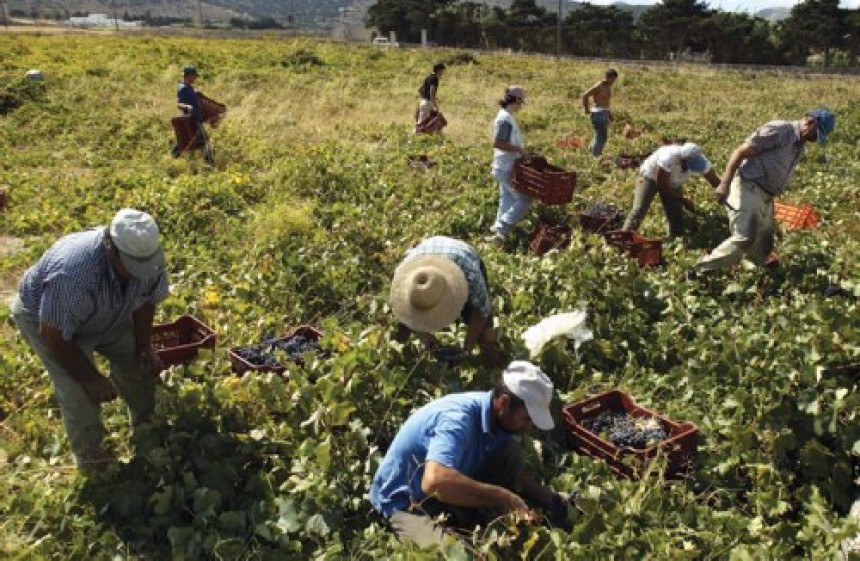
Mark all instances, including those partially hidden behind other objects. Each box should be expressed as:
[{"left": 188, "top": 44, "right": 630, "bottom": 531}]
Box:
[{"left": 696, "top": 176, "right": 776, "bottom": 271}]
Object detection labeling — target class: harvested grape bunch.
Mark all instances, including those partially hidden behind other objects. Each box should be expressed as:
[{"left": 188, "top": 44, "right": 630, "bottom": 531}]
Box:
[
  {"left": 235, "top": 335, "right": 320, "bottom": 367},
  {"left": 582, "top": 410, "right": 668, "bottom": 449},
  {"left": 584, "top": 201, "right": 619, "bottom": 218}
]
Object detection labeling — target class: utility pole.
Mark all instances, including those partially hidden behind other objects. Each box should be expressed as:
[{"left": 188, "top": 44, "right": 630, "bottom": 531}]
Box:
[
  {"left": 197, "top": 0, "right": 203, "bottom": 28},
  {"left": 111, "top": 0, "right": 119, "bottom": 31},
  {"left": 1, "top": 2, "right": 8, "bottom": 28},
  {"left": 556, "top": 0, "right": 562, "bottom": 60}
]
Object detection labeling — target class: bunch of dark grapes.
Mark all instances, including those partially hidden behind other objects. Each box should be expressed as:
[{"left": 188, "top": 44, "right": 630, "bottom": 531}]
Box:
[
  {"left": 585, "top": 201, "right": 619, "bottom": 218},
  {"left": 582, "top": 410, "right": 667, "bottom": 449},
  {"left": 236, "top": 335, "right": 320, "bottom": 367}
]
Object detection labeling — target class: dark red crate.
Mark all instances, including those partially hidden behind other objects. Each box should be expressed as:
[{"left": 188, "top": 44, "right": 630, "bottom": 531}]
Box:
[
  {"left": 406, "top": 155, "right": 436, "bottom": 171},
  {"left": 580, "top": 209, "right": 623, "bottom": 234},
  {"left": 152, "top": 315, "right": 217, "bottom": 368},
  {"left": 512, "top": 156, "right": 576, "bottom": 206},
  {"left": 603, "top": 230, "right": 663, "bottom": 267},
  {"left": 198, "top": 92, "right": 226, "bottom": 125},
  {"left": 171, "top": 115, "right": 206, "bottom": 154},
  {"left": 529, "top": 217, "right": 572, "bottom": 256},
  {"left": 614, "top": 153, "right": 651, "bottom": 170},
  {"left": 562, "top": 389, "right": 698, "bottom": 479},
  {"left": 228, "top": 325, "right": 323, "bottom": 375},
  {"left": 0, "top": 186, "right": 7, "bottom": 212},
  {"left": 416, "top": 110, "right": 447, "bottom": 134}
]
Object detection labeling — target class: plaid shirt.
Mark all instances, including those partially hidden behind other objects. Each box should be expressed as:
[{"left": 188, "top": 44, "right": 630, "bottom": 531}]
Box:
[
  {"left": 402, "top": 237, "right": 491, "bottom": 319},
  {"left": 18, "top": 228, "right": 170, "bottom": 341},
  {"left": 738, "top": 120, "right": 805, "bottom": 196}
]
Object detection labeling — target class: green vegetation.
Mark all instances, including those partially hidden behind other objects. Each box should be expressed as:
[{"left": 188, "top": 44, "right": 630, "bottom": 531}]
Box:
[
  {"left": 0, "top": 33, "right": 858, "bottom": 559},
  {"left": 369, "top": 0, "right": 860, "bottom": 66}
]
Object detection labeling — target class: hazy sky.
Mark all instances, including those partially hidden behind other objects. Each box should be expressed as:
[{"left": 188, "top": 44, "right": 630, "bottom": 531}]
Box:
[{"left": 580, "top": 0, "right": 860, "bottom": 10}]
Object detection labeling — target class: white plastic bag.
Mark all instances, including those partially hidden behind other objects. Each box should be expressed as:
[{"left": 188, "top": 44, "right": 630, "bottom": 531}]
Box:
[{"left": 521, "top": 310, "right": 594, "bottom": 358}]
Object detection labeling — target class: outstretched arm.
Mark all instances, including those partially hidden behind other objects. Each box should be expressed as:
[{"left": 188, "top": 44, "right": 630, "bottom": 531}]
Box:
[{"left": 422, "top": 461, "right": 532, "bottom": 514}]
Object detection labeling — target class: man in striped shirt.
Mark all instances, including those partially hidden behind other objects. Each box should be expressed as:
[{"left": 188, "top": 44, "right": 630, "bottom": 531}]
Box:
[
  {"left": 10, "top": 209, "right": 170, "bottom": 470},
  {"left": 695, "top": 109, "right": 835, "bottom": 272},
  {"left": 390, "top": 236, "right": 505, "bottom": 367}
]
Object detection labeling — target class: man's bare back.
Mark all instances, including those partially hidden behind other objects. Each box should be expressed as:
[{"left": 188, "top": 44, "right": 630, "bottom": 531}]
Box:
[{"left": 582, "top": 79, "right": 613, "bottom": 114}]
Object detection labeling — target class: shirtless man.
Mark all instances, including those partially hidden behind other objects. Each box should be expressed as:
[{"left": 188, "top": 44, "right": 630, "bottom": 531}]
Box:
[{"left": 581, "top": 69, "right": 618, "bottom": 157}]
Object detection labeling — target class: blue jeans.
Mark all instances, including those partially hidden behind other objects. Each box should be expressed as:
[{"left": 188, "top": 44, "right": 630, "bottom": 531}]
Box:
[
  {"left": 589, "top": 111, "right": 610, "bottom": 156},
  {"left": 491, "top": 168, "right": 531, "bottom": 236}
]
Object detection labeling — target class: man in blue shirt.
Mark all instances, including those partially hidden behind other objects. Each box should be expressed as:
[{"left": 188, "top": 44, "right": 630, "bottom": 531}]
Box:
[
  {"left": 171, "top": 65, "right": 214, "bottom": 165},
  {"left": 10, "top": 209, "right": 170, "bottom": 470},
  {"left": 369, "top": 361, "right": 569, "bottom": 548},
  {"left": 390, "top": 236, "right": 505, "bottom": 367}
]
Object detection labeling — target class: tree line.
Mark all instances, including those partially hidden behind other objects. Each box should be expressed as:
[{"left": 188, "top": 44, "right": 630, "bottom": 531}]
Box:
[{"left": 367, "top": 0, "right": 860, "bottom": 66}]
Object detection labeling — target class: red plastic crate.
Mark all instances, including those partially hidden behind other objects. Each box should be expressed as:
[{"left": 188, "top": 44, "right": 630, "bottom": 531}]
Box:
[
  {"left": 152, "top": 315, "right": 217, "bottom": 368},
  {"left": 580, "top": 205, "right": 623, "bottom": 234},
  {"left": 614, "top": 153, "right": 650, "bottom": 170},
  {"left": 406, "top": 155, "right": 436, "bottom": 171},
  {"left": 198, "top": 92, "right": 226, "bottom": 125},
  {"left": 512, "top": 156, "right": 576, "bottom": 206},
  {"left": 228, "top": 325, "right": 323, "bottom": 375},
  {"left": 603, "top": 230, "right": 663, "bottom": 267},
  {"left": 555, "top": 135, "right": 586, "bottom": 149},
  {"left": 773, "top": 202, "right": 819, "bottom": 230},
  {"left": 171, "top": 115, "right": 206, "bottom": 154},
  {"left": 562, "top": 390, "right": 698, "bottom": 478},
  {"left": 415, "top": 110, "right": 447, "bottom": 134},
  {"left": 529, "top": 217, "right": 572, "bottom": 256}
]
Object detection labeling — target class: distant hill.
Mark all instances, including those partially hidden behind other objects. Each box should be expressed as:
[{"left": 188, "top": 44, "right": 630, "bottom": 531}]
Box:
[
  {"left": 7, "top": 0, "right": 355, "bottom": 29},
  {"left": 8, "top": 0, "right": 792, "bottom": 30},
  {"left": 755, "top": 7, "right": 791, "bottom": 22}
]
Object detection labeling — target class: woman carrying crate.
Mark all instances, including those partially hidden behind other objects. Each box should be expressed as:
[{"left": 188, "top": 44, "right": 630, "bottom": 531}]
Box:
[{"left": 488, "top": 86, "right": 530, "bottom": 245}]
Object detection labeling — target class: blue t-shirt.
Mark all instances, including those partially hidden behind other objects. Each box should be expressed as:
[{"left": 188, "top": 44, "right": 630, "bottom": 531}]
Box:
[
  {"left": 369, "top": 391, "right": 512, "bottom": 517},
  {"left": 177, "top": 83, "right": 203, "bottom": 123}
]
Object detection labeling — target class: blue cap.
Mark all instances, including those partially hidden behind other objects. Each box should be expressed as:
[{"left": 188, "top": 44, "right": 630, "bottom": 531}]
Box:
[
  {"left": 680, "top": 143, "right": 711, "bottom": 174},
  {"left": 182, "top": 65, "right": 198, "bottom": 76},
  {"left": 808, "top": 108, "right": 835, "bottom": 143}
]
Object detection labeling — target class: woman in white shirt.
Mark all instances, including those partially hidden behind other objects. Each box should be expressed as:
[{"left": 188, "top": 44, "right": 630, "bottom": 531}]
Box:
[
  {"left": 622, "top": 142, "right": 721, "bottom": 238},
  {"left": 489, "top": 85, "right": 529, "bottom": 244}
]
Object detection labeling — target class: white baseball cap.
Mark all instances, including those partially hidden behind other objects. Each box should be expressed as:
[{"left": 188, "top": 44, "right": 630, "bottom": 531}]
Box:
[
  {"left": 503, "top": 360, "right": 554, "bottom": 430},
  {"left": 109, "top": 208, "right": 166, "bottom": 279}
]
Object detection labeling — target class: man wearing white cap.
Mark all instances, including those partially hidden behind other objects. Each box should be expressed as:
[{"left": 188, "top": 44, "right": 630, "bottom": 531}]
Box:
[
  {"left": 390, "top": 236, "right": 504, "bottom": 366},
  {"left": 369, "top": 361, "right": 569, "bottom": 548},
  {"left": 10, "top": 208, "right": 169, "bottom": 470},
  {"left": 622, "top": 142, "right": 721, "bottom": 238}
]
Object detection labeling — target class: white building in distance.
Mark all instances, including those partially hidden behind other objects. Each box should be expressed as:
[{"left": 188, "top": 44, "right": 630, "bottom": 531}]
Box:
[{"left": 67, "top": 14, "right": 142, "bottom": 28}]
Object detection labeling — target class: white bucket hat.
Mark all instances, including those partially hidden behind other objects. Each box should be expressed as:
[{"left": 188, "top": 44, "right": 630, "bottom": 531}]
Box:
[
  {"left": 390, "top": 255, "right": 468, "bottom": 333},
  {"left": 109, "top": 208, "right": 166, "bottom": 279},
  {"left": 503, "top": 361, "right": 554, "bottom": 430}
]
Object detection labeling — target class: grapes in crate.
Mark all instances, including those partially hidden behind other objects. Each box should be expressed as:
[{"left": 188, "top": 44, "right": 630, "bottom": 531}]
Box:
[
  {"left": 236, "top": 335, "right": 320, "bottom": 367},
  {"left": 582, "top": 410, "right": 668, "bottom": 449},
  {"left": 584, "top": 201, "right": 619, "bottom": 218}
]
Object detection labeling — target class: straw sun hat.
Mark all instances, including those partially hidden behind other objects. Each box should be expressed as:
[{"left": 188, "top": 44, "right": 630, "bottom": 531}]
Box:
[{"left": 390, "top": 255, "right": 468, "bottom": 333}]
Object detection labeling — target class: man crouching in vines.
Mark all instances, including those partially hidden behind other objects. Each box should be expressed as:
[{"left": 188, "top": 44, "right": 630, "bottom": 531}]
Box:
[
  {"left": 390, "top": 236, "right": 506, "bottom": 368},
  {"left": 10, "top": 209, "right": 169, "bottom": 471},
  {"left": 369, "top": 361, "right": 571, "bottom": 548}
]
